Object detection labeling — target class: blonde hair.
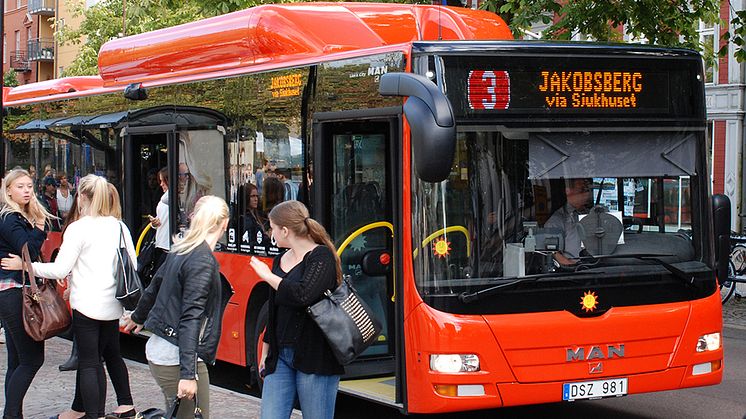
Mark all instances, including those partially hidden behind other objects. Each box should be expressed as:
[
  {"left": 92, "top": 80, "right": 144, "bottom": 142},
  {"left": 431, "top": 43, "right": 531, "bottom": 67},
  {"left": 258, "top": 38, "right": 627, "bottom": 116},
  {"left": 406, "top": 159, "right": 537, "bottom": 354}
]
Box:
[
  {"left": 77, "top": 174, "right": 113, "bottom": 217},
  {"left": 269, "top": 200, "right": 342, "bottom": 285},
  {"left": 0, "top": 168, "right": 54, "bottom": 225},
  {"left": 171, "top": 195, "right": 229, "bottom": 255},
  {"left": 107, "top": 183, "right": 122, "bottom": 220}
]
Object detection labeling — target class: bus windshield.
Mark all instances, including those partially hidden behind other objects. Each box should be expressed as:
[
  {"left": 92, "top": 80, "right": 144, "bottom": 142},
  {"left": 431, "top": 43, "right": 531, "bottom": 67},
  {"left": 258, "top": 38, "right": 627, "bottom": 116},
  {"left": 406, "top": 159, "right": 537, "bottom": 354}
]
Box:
[{"left": 411, "top": 129, "right": 711, "bottom": 315}]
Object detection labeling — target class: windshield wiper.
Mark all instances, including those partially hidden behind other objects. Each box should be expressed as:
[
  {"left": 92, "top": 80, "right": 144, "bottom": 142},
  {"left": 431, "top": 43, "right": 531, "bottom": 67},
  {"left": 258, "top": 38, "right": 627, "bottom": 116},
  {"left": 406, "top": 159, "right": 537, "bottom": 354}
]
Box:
[
  {"left": 585, "top": 254, "right": 712, "bottom": 286},
  {"left": 459, "top": 271, "right": 598, "bottom": 304}
]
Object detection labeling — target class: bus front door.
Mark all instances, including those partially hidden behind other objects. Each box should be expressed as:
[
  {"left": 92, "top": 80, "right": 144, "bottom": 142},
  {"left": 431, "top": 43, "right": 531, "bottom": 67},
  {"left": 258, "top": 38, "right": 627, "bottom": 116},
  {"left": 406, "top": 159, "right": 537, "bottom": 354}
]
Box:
[{"left": 314, "top": 117, "right": 400, "bottom": 407}]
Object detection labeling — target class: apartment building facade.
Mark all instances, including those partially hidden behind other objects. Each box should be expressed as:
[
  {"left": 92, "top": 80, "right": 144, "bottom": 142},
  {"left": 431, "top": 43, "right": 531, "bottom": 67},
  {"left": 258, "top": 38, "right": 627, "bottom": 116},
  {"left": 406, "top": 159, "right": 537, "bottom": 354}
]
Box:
[{"left": 3, "top": 0, "right": 54, "bottom": 84}]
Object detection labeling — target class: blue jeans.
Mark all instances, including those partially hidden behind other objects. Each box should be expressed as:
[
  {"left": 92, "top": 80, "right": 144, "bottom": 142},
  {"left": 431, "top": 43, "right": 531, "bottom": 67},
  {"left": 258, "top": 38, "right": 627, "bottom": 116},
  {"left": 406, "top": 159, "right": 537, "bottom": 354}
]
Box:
[{"left": 261, "top": 347, "right": 340, "bottom": 419}]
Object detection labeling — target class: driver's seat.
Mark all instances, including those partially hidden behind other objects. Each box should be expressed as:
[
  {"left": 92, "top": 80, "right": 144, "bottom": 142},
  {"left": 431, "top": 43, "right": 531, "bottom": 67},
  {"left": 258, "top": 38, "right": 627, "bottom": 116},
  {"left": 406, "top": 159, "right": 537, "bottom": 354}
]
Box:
[{"left": 578, "top": 205, "right": 623, "bottom": 255}]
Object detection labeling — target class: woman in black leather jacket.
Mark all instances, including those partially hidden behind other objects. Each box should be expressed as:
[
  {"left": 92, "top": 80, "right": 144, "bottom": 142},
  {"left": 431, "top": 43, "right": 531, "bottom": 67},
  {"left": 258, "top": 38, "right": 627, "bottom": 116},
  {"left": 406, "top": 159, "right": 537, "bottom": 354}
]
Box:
[{"left": 124, "top": 196, "right": 233, "bottom": 419}]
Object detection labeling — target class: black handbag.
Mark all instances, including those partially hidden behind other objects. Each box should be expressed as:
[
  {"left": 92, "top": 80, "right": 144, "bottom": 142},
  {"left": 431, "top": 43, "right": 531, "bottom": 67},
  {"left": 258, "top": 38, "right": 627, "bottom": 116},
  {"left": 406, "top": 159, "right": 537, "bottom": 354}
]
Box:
[
  {"left": 306, "top": 278, "right": 383, "bottom": 365},
  {"left": 135, "top": 396, "right": 204, "bottom": 419},
  {"left": 115, "top": 223, "right": 143, "bottom": 311}
]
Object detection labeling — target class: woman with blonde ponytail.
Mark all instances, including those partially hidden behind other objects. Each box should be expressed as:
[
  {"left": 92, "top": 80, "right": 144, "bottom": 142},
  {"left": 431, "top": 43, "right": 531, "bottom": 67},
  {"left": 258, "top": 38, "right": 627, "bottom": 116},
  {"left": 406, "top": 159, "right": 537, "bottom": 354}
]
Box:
[
  {"left": 0, "top": 169, "right": 53, "bottom": 419},
  {"left": 249, "top": 200, "right": 343, "bottom": 419},
  {"left": 2, "top": 174, "right": 136, "bottom": 419},
  {"left": 123, "top": 196, "right": 234, "bottom": 419}
]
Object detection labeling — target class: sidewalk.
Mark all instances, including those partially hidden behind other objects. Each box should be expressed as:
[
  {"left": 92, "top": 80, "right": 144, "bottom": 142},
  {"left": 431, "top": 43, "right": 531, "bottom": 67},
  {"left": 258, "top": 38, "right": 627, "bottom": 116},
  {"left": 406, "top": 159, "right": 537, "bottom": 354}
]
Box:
[
  {"left": 723, "top": 284, "right": 746, "bottom": 330},
  {"left": 0, "top": 337, "right": 301, "bottom": 419}
]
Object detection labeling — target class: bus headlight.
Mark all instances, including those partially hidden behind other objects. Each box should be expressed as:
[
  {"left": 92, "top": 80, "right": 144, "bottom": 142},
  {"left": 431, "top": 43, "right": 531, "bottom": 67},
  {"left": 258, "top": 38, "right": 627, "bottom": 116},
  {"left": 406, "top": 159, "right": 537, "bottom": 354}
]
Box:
[
  {"left": 696, "top": 332, "right": 721, "bottom": 352},
  {"left": 429, "top": 354, "right": 480, "bottom": 373}
]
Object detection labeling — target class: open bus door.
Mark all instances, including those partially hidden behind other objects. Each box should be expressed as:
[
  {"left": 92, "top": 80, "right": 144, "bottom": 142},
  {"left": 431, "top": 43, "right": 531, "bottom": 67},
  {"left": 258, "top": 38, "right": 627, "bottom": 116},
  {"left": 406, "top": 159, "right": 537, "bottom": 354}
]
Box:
[
  {"left": 122, "top": 124, "right": 173, "bottom": 237},
  {"left": 313, "top": 112, "right": 403, "bottom": 409}
]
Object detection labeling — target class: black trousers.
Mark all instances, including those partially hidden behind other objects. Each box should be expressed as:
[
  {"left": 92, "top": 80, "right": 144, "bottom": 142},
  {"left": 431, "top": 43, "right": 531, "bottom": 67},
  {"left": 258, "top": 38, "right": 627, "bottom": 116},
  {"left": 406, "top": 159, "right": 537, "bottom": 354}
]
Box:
[
  {"left": 0, "top": 288, "right": 45, "bottom": 419},
  {"left": 72, "top": 310, "right": 127, "bottom": 418}
]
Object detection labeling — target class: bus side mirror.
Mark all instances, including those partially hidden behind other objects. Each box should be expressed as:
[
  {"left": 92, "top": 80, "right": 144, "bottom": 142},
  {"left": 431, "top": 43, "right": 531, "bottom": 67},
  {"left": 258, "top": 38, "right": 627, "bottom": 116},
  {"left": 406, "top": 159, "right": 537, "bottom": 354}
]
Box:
[
  {"left": 712, "top": 194, "right": 731, "bottom": 283},
  {"left": 379, "top": 73, "right": 456, "bottom": 183}
]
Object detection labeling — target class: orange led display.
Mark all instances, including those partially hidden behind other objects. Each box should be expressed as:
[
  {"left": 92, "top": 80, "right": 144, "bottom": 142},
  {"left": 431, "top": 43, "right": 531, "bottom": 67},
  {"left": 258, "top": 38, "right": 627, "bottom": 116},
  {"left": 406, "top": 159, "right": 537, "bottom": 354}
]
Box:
[{"left": 539, "top": 71, "right": 643, "bottom": 109}]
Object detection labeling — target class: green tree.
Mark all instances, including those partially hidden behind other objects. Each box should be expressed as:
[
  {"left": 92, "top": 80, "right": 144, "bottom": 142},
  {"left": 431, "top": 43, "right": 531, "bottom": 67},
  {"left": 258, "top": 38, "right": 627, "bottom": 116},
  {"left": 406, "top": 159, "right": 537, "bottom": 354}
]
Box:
[
  {"left": 481, "top": 0, "right": 728, "bottom": 61},
  {"left": 3, "top": 71, "right": 19, "bottom": 88},
  {"left": 57, "top": 0, "right": 264, "bottom": 76}
]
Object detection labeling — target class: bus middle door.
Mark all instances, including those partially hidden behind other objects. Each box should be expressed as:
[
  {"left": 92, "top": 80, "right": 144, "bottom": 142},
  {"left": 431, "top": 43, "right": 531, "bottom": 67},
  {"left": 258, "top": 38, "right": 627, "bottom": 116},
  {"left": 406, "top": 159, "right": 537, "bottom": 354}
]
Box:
[{"left": 314, "top": 117, "right": 397, "bottom": 378}]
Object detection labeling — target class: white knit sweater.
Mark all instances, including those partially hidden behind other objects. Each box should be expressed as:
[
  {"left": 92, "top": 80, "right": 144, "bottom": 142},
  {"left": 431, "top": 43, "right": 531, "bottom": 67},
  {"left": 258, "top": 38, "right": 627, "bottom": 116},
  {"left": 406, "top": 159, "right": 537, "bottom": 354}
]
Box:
[{"left": 32, "top": 216, "right": 137, "bottom": 321}]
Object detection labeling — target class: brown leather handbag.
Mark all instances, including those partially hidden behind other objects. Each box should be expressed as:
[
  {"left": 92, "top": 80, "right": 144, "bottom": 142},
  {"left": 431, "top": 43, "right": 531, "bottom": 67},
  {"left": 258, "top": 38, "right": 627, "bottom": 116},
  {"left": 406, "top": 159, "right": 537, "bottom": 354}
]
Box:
[{"left": 21, "top": 243, "right": 71, "bottom": 341}]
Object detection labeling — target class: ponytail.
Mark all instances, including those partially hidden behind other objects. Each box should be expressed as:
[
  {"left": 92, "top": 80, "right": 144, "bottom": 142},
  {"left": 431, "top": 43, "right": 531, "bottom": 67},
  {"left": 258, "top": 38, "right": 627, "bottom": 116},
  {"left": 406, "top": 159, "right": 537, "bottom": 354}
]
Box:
[
  {"left": 304, "top": 217, "right": 343, "bottom": 285},
  {"left": 269, "top": 200, "right": 342, "bottom": 285}
]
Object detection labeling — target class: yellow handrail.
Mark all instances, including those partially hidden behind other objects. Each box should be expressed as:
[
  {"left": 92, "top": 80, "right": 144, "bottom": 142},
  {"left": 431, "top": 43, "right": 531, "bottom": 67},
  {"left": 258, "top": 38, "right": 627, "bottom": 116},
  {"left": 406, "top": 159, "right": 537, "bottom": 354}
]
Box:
[
  {"left": 413, "top": 225, "right": 471, "bottom": 258},
  {"left": 136, "top": 223, "right": 153, "bottom": 256},
  {"left": 336, "top": 221, "right": 394, "bottom": 255},
  {"left": 337, "top": 221, "right": 395, "bottom": 302}
]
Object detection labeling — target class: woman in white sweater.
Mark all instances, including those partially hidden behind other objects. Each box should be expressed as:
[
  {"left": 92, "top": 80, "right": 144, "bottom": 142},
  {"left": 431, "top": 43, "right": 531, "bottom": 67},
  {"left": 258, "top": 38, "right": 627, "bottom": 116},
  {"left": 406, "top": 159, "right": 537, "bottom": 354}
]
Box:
[{"left": 2, "top": 174, "right": 137, "bottom": 419}]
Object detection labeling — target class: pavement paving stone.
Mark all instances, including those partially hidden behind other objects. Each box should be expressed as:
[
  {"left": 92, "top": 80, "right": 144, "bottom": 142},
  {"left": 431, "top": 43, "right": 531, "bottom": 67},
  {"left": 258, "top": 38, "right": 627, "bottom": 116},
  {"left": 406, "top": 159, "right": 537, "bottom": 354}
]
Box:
[
  {"left": 0, "top": 337, "right": 300, "bottom": 419},
  {"left": 723, "top": 289, "right": 746, "bottom": 330}
]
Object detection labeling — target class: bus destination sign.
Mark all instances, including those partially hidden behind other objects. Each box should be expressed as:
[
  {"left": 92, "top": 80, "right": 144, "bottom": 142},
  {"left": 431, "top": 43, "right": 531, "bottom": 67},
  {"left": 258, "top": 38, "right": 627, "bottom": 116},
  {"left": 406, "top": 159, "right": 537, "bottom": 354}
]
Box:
[
  {"left": 537, "top": 70, "right": 642, "bottom": 109},
  {"left": 467, "top": 69, "right": 656, "bottom": 112},
  {"left": 444, "top": 54, "right": 701, "bottom": 119}
]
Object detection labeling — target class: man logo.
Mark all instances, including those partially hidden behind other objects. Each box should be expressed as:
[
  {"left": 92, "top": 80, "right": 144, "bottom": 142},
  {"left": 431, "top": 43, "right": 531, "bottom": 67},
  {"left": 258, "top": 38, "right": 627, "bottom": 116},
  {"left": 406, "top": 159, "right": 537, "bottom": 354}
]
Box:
[
  {"left": 589, "top": 362, "right": 603, "bottom": 374},
  {"left": 566, "top": 344, "right": 625, "bottom": 362}
]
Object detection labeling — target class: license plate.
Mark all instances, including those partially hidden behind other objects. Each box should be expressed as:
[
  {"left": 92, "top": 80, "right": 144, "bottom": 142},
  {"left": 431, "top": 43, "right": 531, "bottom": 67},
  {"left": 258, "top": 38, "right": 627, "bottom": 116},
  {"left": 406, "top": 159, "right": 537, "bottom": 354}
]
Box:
[{"left": 562, "top": 378, "right": 627, "bottom": 401}]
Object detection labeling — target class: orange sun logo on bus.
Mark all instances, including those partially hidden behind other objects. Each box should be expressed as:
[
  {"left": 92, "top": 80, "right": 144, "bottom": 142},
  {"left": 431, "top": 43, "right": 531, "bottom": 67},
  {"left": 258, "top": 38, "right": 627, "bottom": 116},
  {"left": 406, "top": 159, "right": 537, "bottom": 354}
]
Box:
[
  {"left": 580, "top": 291, "right": 599, "bottom": 312},
  {"left": 433, "top": 238, "right": 451, "bottom": 259}
]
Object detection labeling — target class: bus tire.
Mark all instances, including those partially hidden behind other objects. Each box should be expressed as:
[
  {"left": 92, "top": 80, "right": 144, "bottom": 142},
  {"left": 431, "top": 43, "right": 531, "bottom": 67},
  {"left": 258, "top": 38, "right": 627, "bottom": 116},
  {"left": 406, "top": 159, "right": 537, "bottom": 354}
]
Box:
[{"left": 252, "top": 301, "right": 269, "bottom": 392}]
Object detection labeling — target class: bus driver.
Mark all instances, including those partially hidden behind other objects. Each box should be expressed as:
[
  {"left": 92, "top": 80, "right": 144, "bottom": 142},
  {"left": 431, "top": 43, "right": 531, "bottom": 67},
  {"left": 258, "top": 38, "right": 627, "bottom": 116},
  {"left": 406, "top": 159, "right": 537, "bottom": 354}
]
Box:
[{"left": 544, "top": 178, "right": 592, "bottom": 266}]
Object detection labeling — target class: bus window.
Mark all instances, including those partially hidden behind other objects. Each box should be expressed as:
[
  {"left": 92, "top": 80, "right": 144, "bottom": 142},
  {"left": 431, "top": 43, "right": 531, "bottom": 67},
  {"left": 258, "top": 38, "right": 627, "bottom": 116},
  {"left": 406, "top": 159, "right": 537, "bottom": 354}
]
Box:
[
  {"left": 176, "top": 129, "right": 227, "bottom": 240},
  {"left": 412, "top": 130, "right": 702, "bottom": 310}
]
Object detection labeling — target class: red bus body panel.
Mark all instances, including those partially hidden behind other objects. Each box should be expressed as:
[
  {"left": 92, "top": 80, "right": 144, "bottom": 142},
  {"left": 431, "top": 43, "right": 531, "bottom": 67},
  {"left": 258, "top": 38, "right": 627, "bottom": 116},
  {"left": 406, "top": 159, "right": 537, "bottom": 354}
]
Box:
[
  {"left": 97, "top": 3, "right": 511, "bottom": 87},
  {"left": 403, "top": 291, "right": 722, "bottom": 413}
]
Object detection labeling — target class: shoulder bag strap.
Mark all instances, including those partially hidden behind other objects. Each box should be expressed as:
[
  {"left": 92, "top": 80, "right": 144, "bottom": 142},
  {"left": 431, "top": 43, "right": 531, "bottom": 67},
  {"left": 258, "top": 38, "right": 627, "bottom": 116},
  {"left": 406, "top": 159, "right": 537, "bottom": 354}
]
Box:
[{"left": 21, "top": 243, "right": 39, "bottom": 294}]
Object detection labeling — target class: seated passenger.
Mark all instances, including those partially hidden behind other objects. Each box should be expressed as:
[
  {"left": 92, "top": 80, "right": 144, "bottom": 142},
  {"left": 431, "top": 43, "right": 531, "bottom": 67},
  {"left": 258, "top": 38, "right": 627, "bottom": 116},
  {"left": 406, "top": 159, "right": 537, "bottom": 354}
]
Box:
[
  {"left": 544, "top": 178, "right": 592, "bottom": 266},
  {"left": 263, "top": 177, "right": 285, "bottom": 214}
]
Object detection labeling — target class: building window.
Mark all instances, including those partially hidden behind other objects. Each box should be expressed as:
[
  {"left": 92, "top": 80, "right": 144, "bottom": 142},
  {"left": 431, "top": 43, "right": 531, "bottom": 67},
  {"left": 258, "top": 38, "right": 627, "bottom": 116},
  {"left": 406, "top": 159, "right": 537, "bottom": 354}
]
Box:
[
  {"left": 14, "top": 30, "right": 20, "bottom": 52},
  {"left": 698, "top": 21, "right": 717, "bottom": 84},
  {"left": 3, "top": 34, "right": 6, "bottom": 64},
  {"left": 16, "top": 0, "right": 21, "bottom": 9}
]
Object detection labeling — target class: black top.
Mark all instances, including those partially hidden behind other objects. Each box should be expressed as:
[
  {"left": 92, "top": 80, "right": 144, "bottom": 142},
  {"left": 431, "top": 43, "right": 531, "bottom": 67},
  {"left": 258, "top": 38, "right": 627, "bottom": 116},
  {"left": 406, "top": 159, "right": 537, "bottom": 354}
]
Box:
[
  {"left": 263, "top": 245, "right": 344, "bottom": 376},
  {"left": 0, "top": 211, "right": 47, "bottom": 283},
  {"left": 273, "top": 261, "right": 304, "bottom": 345}
]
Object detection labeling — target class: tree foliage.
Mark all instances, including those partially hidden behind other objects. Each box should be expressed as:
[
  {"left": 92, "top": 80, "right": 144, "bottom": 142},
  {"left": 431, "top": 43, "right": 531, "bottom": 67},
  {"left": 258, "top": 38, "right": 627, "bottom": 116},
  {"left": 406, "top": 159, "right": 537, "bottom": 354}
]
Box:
[
  {"left": 57, "top": 0, "right": 264, "bottom": 76},
  {"left": 3, "top": 71, "right": 19, "bottom": 88},
  {"left": 482, "top": 0, "right": 731, "bottom": 61}
]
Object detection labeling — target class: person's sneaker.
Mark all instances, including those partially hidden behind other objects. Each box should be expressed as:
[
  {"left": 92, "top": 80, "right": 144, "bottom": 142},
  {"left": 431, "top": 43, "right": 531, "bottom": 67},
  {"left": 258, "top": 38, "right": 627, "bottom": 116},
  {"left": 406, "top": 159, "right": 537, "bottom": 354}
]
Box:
[{"left": 0, "top": 327, "right": 5, "bottom": 344}]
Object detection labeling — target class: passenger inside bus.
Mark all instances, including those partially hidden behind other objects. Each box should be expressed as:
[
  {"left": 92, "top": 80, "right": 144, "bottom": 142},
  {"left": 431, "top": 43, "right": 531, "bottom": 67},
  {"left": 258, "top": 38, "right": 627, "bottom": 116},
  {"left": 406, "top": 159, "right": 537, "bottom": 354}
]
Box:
[
  {"left": 262, "top": 176, "right": 285, "bottom": 214},
  {"left": 544, "top": 178, "right": 592, "bottom": 266}
]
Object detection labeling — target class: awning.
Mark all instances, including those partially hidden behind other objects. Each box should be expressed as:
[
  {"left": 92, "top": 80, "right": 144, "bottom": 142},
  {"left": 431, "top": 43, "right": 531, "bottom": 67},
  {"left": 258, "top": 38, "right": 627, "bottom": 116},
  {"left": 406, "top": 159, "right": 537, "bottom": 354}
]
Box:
[
  {"left": 9, "top": 117, "right": 67, "bottom": 133},
  {"left": 50, "top": 115, "right": 95, "bottom": 128},
  {"left": 79, "top": 111, "right": 129, "bottom": 128}
]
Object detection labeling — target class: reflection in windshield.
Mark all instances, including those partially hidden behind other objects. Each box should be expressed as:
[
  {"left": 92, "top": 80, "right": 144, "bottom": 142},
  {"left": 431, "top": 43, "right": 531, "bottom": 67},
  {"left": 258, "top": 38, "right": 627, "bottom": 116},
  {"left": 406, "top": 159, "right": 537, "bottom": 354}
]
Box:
[{"left": 411, "top": 130, "right": 701, "bottom": 295}]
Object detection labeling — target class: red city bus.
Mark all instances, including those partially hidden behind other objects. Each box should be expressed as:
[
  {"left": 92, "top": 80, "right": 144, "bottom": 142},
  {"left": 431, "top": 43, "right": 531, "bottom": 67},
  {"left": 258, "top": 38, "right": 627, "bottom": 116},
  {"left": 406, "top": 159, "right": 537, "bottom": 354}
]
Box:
[{"left": 2, "top": 3, "right": 727, "bottom": 414}]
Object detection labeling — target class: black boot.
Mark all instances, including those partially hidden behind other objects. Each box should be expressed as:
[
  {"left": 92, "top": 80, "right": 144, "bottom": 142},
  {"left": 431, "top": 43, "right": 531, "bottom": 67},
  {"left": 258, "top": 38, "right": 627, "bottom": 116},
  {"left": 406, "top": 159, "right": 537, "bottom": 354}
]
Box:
[{"left": 59, "top": 339, "right": 78, "bottom": 372}]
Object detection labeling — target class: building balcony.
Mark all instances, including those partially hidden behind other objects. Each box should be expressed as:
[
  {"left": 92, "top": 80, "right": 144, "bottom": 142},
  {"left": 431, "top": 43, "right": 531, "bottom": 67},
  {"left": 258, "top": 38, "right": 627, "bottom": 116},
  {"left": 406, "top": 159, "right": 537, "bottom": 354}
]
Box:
[
  {"left": 28, "top": 0, "right": 55, "bottom": 15},
  {"left": 27, "top": 38, "right": 54, "bottom": 62},
  {"left": 10, "top": 51, "right": 31, "bottom": 72}
]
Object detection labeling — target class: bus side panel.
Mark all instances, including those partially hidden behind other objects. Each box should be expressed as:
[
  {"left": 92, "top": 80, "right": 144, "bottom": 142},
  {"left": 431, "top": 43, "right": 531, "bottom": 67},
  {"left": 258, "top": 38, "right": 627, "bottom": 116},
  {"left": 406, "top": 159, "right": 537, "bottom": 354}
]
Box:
[
  {"left": 41, "top": 232, "right": 62, "bottom": 262},
  {"left": 671, "top": 290, "right": 723, "bottom": 388},
  {"left": 215, "top": 252, "right": 260, "bottom": 366},
  {"left": 403, "top": 302, "right": 511, "bottom": 414}
]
